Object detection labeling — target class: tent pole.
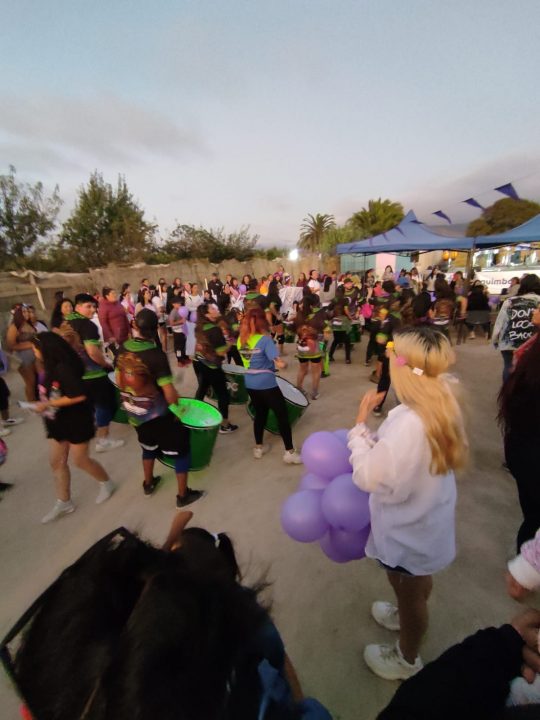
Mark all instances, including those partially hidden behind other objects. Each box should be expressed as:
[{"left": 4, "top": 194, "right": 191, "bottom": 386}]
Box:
[{"left": 465, "top": 237, "right": 477, "bottom": 290}]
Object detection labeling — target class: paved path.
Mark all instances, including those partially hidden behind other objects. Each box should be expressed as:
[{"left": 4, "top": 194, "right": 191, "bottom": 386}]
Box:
[{"left": 0, "top": 339, "right": 525, "bottom": 719}]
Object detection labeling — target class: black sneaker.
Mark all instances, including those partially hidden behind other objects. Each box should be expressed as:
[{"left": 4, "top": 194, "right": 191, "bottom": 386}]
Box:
[
  {"left": 143, "top": 476, "right": 161, "bottom": 496},
  {"left": 176, "top": 488, "right": 204, "bottom": 508},
  {"left": 372, "top": 406, "right": 383, "bottom": 417},
  {"left": 219, "top": 423, "right": 238, "bottom": 434}
]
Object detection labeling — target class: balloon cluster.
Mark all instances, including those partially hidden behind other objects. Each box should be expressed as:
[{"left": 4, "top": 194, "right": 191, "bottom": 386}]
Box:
[{"left": 280, "top": 430, "right": 371, "bottom": 563}]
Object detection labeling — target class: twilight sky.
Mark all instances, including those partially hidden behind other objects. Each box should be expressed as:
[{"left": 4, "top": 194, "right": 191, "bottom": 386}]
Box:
[{"left": 2, "top": 0, "right": 540, "bottom": 246}]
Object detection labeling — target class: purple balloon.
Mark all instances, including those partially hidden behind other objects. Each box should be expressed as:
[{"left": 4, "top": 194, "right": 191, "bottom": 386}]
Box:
[
  {"left": 333, "top": 428, "right": 349, "bottom": 446},
  {"left": 178, "top": 306, "right": 189, "bottom": 318},
  {"left": 327, "top": 525, "right": 371, "bottom": 561},
  {"left": 298, "top": 473, "right": 331, "bottom": 491},
  {"left": 281, "top": 490, "right": 329, "bottom": 543},
  {"left": 301, "top": 431, "right": 352, "bottom": 479},
  {"left": 239, "top": 283, "right": 247, "bottom": 293},
  {"left": 321, "top": 474, "right": 371, "bottom": 532},
  {"left": 319, "top": 531, "right": 350, "bottom": 563}
]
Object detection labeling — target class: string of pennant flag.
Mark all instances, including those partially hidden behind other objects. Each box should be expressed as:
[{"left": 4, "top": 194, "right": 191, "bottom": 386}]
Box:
[{"left": 432, "top": 183, "right": 520, "bottom": 224}]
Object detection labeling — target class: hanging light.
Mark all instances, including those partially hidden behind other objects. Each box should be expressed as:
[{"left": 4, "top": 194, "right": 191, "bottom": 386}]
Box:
[
  {"left": 451, "top": 251, "right": 458, "bottom": 260},
  {"left": 442, "top": 250, "right": 450, "bottom": 261}
]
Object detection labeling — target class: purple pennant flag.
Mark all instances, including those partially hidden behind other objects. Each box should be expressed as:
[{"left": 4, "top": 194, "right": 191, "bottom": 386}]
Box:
[
  {"left": 463, "top": 198, "right": 484, "bottom": 210},
  {"left": 433, "top": 210, "right": 452, "bottom": 224},
  {"left": 495, "top": 183, "right": 520, "bottom": 200}
]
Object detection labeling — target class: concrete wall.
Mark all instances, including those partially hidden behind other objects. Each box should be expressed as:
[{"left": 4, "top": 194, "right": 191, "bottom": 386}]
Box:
[{"left": 0, "top": 254, "right": 338, "bottom": 333}]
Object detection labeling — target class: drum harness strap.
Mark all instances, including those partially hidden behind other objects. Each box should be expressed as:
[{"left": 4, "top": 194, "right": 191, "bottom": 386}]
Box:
[{"left": 237, "top": 334, "right": 276, "bottom": 375}]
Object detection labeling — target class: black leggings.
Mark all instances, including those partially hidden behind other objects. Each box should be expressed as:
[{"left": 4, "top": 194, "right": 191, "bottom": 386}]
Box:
[
  {"left": 227, "top": 345, "right": 243, "bottom": 365},
  {"left": 194, "top": 362, "right": 229, "bottom": 421},
  {"left": 365, "top": 330, "right": 379, "bottom": 364},
  {"left": 376, "top": 355, "right": 391, "bottom": 410},
  {"left": 172, "top": 332, "right": 187, "bottom": 360},
  {"left": 248, "top": 386, "right": 293, "bottom": 450},
  {"left": 329, "top": 331, "right": 351, "bottom": 361}
]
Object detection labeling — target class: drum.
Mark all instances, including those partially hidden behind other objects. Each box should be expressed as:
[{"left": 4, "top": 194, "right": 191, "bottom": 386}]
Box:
[
  {"left": 246, "top": 376, "right": 309, "bottom": 435},
  {"left": 349, "top": 321, "right": 361, "bottom": 343},
  {"left": 283, "top": 322, "right": 296, "bottom": 344},
  {"left": 207, "top": 363, "right": 249, "bottom": 405},
  {"left": 320, "top": 340, "right": 330, "bottom": 378},
  {"left": 108, "top": 371, "right": 129, "bottom": 424},
  {"left": 161, "top": 398, "right": 222, "bottom": 472}
]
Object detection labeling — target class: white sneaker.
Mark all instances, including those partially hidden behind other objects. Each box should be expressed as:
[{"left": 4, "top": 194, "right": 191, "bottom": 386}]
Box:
[
  {"left": 3, "top": 417, "right": 23, "bottom": 426},
  {"left": 95, "top": 480, "right": 115, "bottom": 504},
  {"left": 253, "top": 444, "right": 270, "bottom": 459},
  {"left": 0, "top": 427, "right": 11, "bottom": 438},
  {"left": 95, "top": 438, "right": 125, "bottom": 453},
  {"left": 41, "top": 499, "right": 75, "bottom": 524},
  {"left": 283, "top": 450, "right": 302, "bottom": 464},
  {"left": 364, "top": 641, "right": 423, "bottom": 681},
  {"left": 371, "top": 601, "right": 400, "bottom": 631},
  {"left": 468, "top": 331, "right": 476, "bottom": 339}
]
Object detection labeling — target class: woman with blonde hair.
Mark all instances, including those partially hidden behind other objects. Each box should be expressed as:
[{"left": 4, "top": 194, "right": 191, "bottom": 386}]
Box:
[{"left": 347, "top": 325, "right": 468, "bottom": 681}]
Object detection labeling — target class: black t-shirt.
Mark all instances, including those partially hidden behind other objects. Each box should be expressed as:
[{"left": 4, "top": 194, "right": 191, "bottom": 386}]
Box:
[
  {"left": 208, "top": 279, "right": 224, "bottom": 298},
  {"left": 195, "top": 322, "right": 228, "bottom": 367},
  {"left": 116, "top": 338, "right": 174, "bottom": 426},
  {"left": 39, "top": 362, "right": 95, "bottom": 441},
  {"left": 62, "top": 312, "right": 107, "bottom": 379}
]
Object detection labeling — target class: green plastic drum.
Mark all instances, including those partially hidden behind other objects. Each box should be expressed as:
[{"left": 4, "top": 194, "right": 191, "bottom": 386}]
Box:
[
  {"left": 222, "top": 363, "right": 249, "bottom": 404},
  {"left": 320, "top": 340, "right": 330, "bottom": 378},
  {"left": 247, "top": 376, "right": 309, "bottom": 435},
  {"left": 284, "top": 322, "right": 296, "bottom": 344},
  {"left": 349, "top": 322, "right": 361, "bottom": 343},
  {"left": 160, "top": 398, "right": 222, "bottom": 472},
  {"left": 108, "top": 371, "right": 128, "bottom": 424}
]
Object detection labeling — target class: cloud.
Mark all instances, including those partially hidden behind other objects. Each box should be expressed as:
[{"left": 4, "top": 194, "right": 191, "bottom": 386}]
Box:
[
  {"left": 0, "top": 93, "right": 208, "bottom": 169},
  {"left": 401, "top": 153, "right": 540, "bottom": 222}
]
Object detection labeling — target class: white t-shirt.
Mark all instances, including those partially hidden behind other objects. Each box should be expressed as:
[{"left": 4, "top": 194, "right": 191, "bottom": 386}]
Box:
[
  {"left": 347, "top": 404, "right": 456, "bottom": 575},
  {"left": 308, "top": 279, "right": 321, "bottom": 294}
]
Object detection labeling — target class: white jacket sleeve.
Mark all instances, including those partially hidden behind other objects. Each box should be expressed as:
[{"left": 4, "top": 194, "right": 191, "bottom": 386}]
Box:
[{"left": 348, "top": 413, "right": 427, "bottom": 504}]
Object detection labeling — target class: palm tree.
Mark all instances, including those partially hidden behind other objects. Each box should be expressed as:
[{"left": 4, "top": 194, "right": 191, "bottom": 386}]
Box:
[
  {"left": 347, "top": 198, "right": 404, "bottom": 238},
  {"left": 298, "top": 213, "right": 335, "bottom": 252}
]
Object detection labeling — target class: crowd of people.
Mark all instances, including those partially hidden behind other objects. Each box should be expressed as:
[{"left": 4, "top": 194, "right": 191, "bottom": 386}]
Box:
[{"left": 1, "top": 262, "right": 540, "bottom": 718}]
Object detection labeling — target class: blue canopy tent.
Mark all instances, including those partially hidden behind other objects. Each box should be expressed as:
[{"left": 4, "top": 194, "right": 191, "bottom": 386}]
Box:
[{"left": 336, "top": 210, "right": 540, "bottom": 255}]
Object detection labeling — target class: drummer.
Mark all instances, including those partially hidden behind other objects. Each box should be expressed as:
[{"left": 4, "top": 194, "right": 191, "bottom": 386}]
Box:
[
  {"left": 237, "top": 306, "right": 301, "bottom": 464},
  {"left": 194, "top": 303, "right": 238, "bottom": 434},
  {"left": 115, "top": 309, "right": 203, "bottom": 508}
]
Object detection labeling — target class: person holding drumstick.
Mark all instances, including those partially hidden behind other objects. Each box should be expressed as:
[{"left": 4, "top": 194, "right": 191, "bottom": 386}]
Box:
[{"left": 237, "top": 306, "right": 301, "bottom": 464}]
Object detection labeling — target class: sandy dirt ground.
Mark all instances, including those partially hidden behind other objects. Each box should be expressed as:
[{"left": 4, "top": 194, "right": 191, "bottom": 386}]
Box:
[{"left": 0, "top": 337, "right": 527, "bottom": 719}]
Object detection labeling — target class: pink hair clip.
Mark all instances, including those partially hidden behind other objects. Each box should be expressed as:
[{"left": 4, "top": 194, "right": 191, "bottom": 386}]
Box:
[{"left": 395, "top": 355, "right": 407, "bottom": 367}]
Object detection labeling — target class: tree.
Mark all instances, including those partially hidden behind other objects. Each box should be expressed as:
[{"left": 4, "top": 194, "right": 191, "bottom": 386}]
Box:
[
  {"left": 0, "top": 165, "right": 62, "bottom": 268},
  {"left": 466, "top": 198, "right": 540, "bottom": 237},
  {"left": 347, "top": 198, "right": 404, "bottom": 238},
  {"left": 320, "top": 225, "right": 357, "bottom": 255},
  {"left": 298, "top": 213, "right": 335, "bottom": 252},
  {"left": 60, "top": 172, "right": 155, "bottom": 270},
  {"left": 149, "top": 224, "right": 259, "bottom": 264}
]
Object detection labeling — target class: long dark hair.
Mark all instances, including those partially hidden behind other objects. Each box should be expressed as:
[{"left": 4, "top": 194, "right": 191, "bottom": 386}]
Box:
[
  {"left": 518, "top": 274, "right": 540, "bottom": 296},
  {"left": 12, "top": 307, "right": 33, "bottom": 331},
  {"left": 32, "top": 332, "right": 85, "bottom": 391},
  {"left": 498, "top": 332, "right": 540, "bottom": 435},
  {"left": 12, "top": 529, "right": 279, "bottom": 720},
  {"left": 50, "top": 298, "right": 74, "bottom": 329}
]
